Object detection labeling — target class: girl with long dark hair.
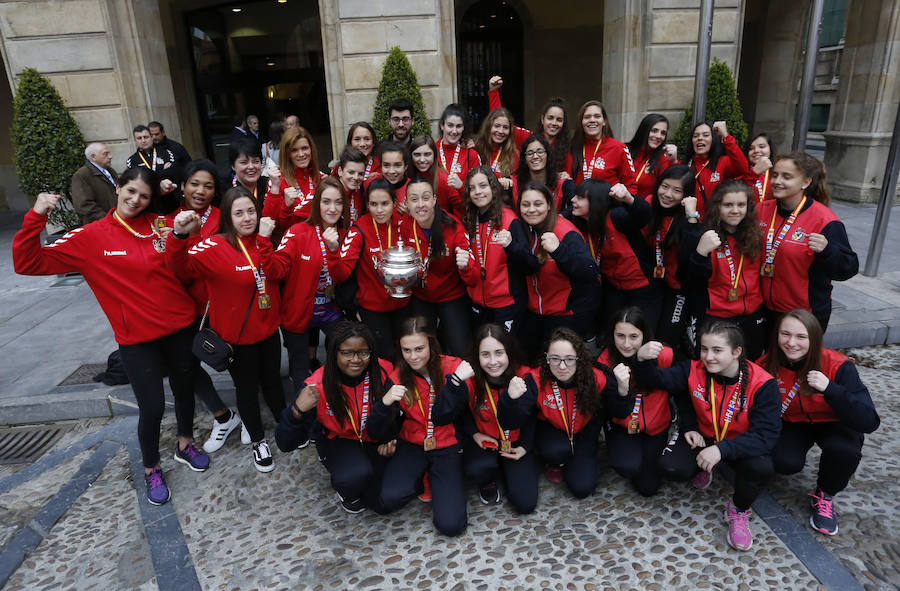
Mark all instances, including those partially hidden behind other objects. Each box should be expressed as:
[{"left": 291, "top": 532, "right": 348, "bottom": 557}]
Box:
[
  {"left": 757, "top": 152, "right": 858, "bottom": 331},
  {"left": 627, "top": 113, "right": 677, "bottom": 199},
  {"left": 346, "top": 121, "right": 380, "bottom": 181},
  {"left": 500, "top": 328, "right": 626, "bottom": 498},
  {"left": 510, "top": 134, "right": 575, "bottom": 210},
  {"left": 369, "top": 316, "right": 468, "bottom": 536},
  {"left": 475, "top": 107, "right": 519, "bottom": 189},
  {"left": 431, "top": 324, "right": 538, "bottom": 512},
  {"left": 681, "top": 120, "right": 750, "bottom": 216},
  {"left": 275, "top": 321, "right": 396, "bottom": 513},
  {"left": 14, "top": 168, "right": 208, "bottom": 505},
  {"left": 263, "top": 126, "right": 323, "bottom": 227},
  {"left": 409, "top": 134, "right": 464, "bottom": 219},
  {"left": 637, "top": 321, "right": 780, "bottom": 551},
  {"left": 570, "top": 100, "right": 637, "bottom": 192},
  {"left": 436, "top": 104, "right": 481, "bottom": 192},
  {"left": 758, "top": 309, "right": 879, "bottom": 536},
  {"left": 743, "top": 133, "right": 775, "bottom": 201}
]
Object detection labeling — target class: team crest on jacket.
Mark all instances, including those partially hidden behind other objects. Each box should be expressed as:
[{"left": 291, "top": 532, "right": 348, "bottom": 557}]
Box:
[
  {"left": 710, "top": 172, "right": 721, "bottom": 182},
  {"left": 791, "top": 227, "right": 806, "bottom": 241},
  {"left": 597, "top": 157, "right": 606, "bottom": 170},
  {"left": 691, "top": 384, "right": 706, "bottom": 403},
  {"left": 542, "top": 398, "right": 559, "bottom": 410}
]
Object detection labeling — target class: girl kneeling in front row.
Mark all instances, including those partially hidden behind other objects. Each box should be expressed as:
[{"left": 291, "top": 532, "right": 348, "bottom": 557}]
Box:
[
  {"left": 759, "top": 309, "right": 879, "bottom": 536},
  {"left": 432, "top": 323, "right": 539, "bottom": 513},
  {"left": 637, "top": 321, "right": 781, "bottom": 551},
  {"left": 275, "top": 321, "right": 395, "bottom": 514},
  {"left": 368, "top": 317, "right": 468, "bottom": 536}
]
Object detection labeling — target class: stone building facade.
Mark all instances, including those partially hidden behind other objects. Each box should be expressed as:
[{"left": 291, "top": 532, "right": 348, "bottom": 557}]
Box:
[{"left": 0, "top": 0, "right": 896, "bottom": 211}]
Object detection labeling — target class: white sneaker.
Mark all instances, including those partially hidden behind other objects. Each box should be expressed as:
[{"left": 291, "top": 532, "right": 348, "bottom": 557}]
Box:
[
  {"left": 202, "top": 410, "right": 241, "bottom": 453},
  {"left": 253, "top": 440, "right": 275, "bottom": 473},
  {"left": 240, "top": 422, "right": 251, "bottom": 445}
]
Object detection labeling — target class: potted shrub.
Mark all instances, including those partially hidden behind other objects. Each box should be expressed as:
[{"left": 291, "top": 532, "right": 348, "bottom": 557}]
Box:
[{"left": 372, "top": 47, "right": 430, "bottom": 141}]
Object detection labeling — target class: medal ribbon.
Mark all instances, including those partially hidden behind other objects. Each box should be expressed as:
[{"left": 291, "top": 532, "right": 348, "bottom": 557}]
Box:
[
  {"left": 692, "top": 159, "right": 709, "bottom": 179},
  {"left": 236, "top": 236, "right": 267, "bottom": 298},
  {"left": 756, "top": 169, "right": 770, "bottom": 202},
  {"left": 372, "top": 218, "right": 393, "bottom": 252},
  {"left": 476, "top": 220, "right": 491, "bottom": 275},
  {"left": 137, "top": 148, "right": 157, "bottom": 171},
  {"left": 292, "top": 171, "right": 317, "bottom": 212},
  {"left": 582, "top": 139, "right": 603, "bottom": 180},
  {"left": 484, "top": 384, "right": 509, "bottom": 443},
  {"left": 314, "top": 225, "right": 334, "bottom": 292},
  {"left": 721, "top": 238, "right": 745, "bottom": 294},
  {"left": 630, "top": 392, "right": 643, "bottom": 426},
  {"left": 764, "top": 195, "right": 807, "bottom": 269},
  {"left": 414, "top": 378, "right": 435, "bottom": 444},
  {"left": 551, "top": 382, "right": 577, "bottom": 445},
  {"left": 412, "top": 223, "right": 432, "bottom": 282},
  {"left": 345, "top": 374, "right": 370, "bottom": 441},
  {"left": 780, "top": 380, "right": 801, "bottom": 415},
  {"left": 635, "top": 157, "right": 649, "bottom": 182},
  {"left": 113, "top": 211, "right": 159, "bottom": 239},
  {"left": 490, "top": 149, "right": 501, "bottom": 173},
  {"left": 709, "top": 372, "right": 742, "bottom": 442},
  {"left": 438, "top": 139, "right": 461, "bottom": 174},
  {"left": 654, "top": 218, "right": 671, "bottom": 270},
  {"left": 364, "top": 158, "right": 374, "bottom": 181}
]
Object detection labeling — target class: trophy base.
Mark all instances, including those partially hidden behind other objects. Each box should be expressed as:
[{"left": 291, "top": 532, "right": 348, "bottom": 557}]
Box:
[{"left": 388, "top": 289, "right": 413, "bottom": 299}]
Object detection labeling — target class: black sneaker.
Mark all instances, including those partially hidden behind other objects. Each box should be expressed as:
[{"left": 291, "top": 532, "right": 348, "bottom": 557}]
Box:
[
  {"left": 478, "top": 481, "right": 501, "bottom": 505},
  {"left": 296, "top": 438, "right": 310, "bottom": 450},
  {"left": 337, "top": 492, "right": 365, "bottom": 514},
  {"left": 252, "top": 440, "right": 275, "bottom": 473},
  {"left": 809, "top": 489, "right": 838, "bottom": 535}
]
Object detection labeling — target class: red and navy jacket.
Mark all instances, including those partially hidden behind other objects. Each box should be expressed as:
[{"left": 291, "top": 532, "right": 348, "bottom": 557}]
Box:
[
  {"left": 432, "top": 168, "right": 464, "bottom": 220},
  {"left": 13, "top": 209, "right": 196, "bottom": 345},
  {"left": 522, "top": 217, "right": 598, "bottom": 317},
  {"left": 757, "top": 198, "right": 858, "bottom": 326},
  {"left": 165, "top": 205, "right": 221, "bottom": 315},
  {"left": 436, "top": 139, "right": 481, "bottom": 185},
  {"left": 598, "top": 347, "right": 674, "bottom": 436},
  {"left": 632, "top": 147, "right": 671, "bottom": 200},
  {"left": 682, "top": 225, "right": 763, "bottom": 318},
  {"left": 498, "top": 367, "right": 616, "bottom": 435},
  {"left": 591, "top": 196, "right": 652, "bottom": 291},
  {"left": 398, "top": 213, "right": 477, "bottom": 303},
  {"left": 488, "top": 89, "right": 573, "bottom": 173},
  {"left": 743, "top": 168, "right": 774, "bottom": 202},
  {"left": 757, "top": 349, "right": 879, "bottom": 433},
  {"left": 684, "top": 135, "right": 749, "bottom": 216},
  {"left": 572, "top": 136, "right": 638, "bottom": 193},
  {"left": 262, "top": 166, "right": 322, "bottom": 227},
  {"left": 167, "top": 233, "right": 280, "bottom": 345},
  {"left": 462, "top": 208, "right": 531, "bottom": 310},
  {"left": 330, "top": 213, "right": 406, "bottom": 312},
  {"left": 259, "top": 222, "right": 344, "bottom": 334},
  {"left": 368, "top": 355, "right": 464, "bottom": 449},
  {"left": 510, "top": 175, "right": 575, "bottom": 212},
  {"left": 641, "top": 202, "right": 684, "bottom": 291},
  {"left": 274, "top": 359, "right": 395, "bottom": 451},
  {"left": 639, "top": 358, "right": 780, "bottom": 460}
]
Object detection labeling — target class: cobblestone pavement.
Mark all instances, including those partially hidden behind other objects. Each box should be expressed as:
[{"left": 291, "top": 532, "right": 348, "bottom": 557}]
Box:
[{"left": 1, "top": 349, "right": 898, "bottom": 590}]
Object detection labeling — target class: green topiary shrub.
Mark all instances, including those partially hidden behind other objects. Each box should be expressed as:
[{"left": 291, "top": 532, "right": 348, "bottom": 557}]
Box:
[
  {"left": 11, "top": 68, "right": 86, "bottom": 231},
  {"left": 372, "top": 47, "right": 430, "bottom": 141},
  {"left": 673, "top": 58, "right": 749, "bottom": 157}
]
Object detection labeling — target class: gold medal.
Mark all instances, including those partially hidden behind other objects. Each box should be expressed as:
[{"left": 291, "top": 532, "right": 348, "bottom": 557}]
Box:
[
  {"left": 258, "top": 294, "right": 271, "bottom": 309},
  {"left": 423, "top": 436, "right": 436, "bottom": 451},
  {"left": 653, "top": 265, "right": 665, "bottom": 279},
  {"left": 728, "top": 287, "right": 739, "bottom": 301},
  {"left": 627, "top": 417, "right": 640, "bottom": 434},
  {"left": 500, "top": 440, "right": 512, "bottom": 453},
  {"left": 325, "top": 284, "right": 335, "bottom": 298},
  {"left": 761, "top": 263, "right": 774, "bottom": 277},
  {"left": 153, "top": 216, "right": 167, "bottom": 232}
]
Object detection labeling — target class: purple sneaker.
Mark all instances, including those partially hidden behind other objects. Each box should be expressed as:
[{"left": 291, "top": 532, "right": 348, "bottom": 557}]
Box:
[
  {"left": 724, "top": 501, "right": 753, "bottom": 550},
  {"left": 145, "top": 467, "right": 171, "bottom": 506},
  {"left": 174, "top": 442, "right": 210, "bottom": 472}
]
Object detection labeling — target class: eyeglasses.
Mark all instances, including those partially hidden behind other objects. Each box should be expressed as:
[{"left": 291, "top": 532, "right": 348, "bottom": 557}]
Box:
[
  {"left": 338, "top": 349, "right": 372, "bottom": 360},
  {"left": 390, "top": 116, "right": 412, "bottom": 124},
  {"left": 525, "top": 149, "right": 547, "bottom": 158},
  {"left": 546, "top": 355, "right": 578, "bottom": 367}
]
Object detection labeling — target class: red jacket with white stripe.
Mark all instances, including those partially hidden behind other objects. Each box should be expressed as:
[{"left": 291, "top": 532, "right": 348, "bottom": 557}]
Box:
[
  {"left": 573, "top": 136, "right": 638, "bottom": 193},
  {"left": 397, "top": 213, "right": 478, "bottom": 303},
  {"left": 524, "top": 217, "right": 597, "bottom": 316},
  {"left": 686, "top": 135, "right": 749, "bottom": 215},
  {"left": 165, "top": 205, "right": 221, "bottom": 315},
  {"left": 13, "top": 209, "right": 196, "bottom": 345},
  {"left": 262, "top": 167, "right": 322, "bottom": 227}
]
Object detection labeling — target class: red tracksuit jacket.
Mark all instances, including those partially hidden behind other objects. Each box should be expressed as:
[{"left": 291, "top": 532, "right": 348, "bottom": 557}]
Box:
[
  {"left": 263, "top": 167, "right": 322, "bottom": 227},
  {"left": 598, "top": 347, "right": 674, "bottom": 436},
  {"left": 397, "top": 214, "right": 478, "bottom": 303},
  {"left": 686, "top": 231, "right": 763, "bottom": 318},
  {"left": 596, "top": 197, "right": 652, "bottom": 291},
  {"left": 165, "top": 205, "right": 221, "bottom": 315},
  {"left": 306, "top": 359, "right": 394, "bottom": 442},
  {"left": 525, "top": 217, "right": 597, "bottom": 316},
  {"left": 573, "top": 136, "right": 638, "bottom": 193},
  {"left": 462, "top": 207, "right": 530, "bottom": 309},
  {"left": 743, "top": 168, "right": 774, "bottom": 202},
  {"left": 641, "top": 203, "right": 682, "bottom": 291},
  {"left": 436, "top": 139, "right": 481, "bottom": 186},
  {"left": 393, "top": 355, "right": 464, "bottom": 449},
  {"left": 632, "top": 147, "right": 671, "bottom": 200},
  {"left": 686, "top": 135, "right": 749, "bottom": 215},
  {"left": 13, "top": 209, "right": 196, "bottom": 345}
]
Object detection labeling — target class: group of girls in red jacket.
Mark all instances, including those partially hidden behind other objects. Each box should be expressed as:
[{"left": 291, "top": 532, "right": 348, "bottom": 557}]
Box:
[{"left": 12, "top": 79, "right": 876, "bottom": 549}]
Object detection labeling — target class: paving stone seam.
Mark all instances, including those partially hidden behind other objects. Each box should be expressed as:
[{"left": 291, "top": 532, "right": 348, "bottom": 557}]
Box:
[
  {"left": 0, "top": 416, "right": 136, "bottom": 495},
  {"left": 0, "top": 439, "right": 122, "bottom": 587},
  {"left": 126, "top": 434, "right": 202, "bottom": 591}
]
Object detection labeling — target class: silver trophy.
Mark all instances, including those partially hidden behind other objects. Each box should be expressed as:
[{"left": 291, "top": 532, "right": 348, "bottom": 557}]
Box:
[{"left": 375, "top": 239, "right": 424, "bottom": 298}]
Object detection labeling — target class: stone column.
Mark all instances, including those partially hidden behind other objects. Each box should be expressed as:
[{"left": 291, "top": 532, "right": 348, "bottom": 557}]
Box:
[
  {"left": 319, "top": 0, "right": 458, "bottom": 157},
  {"left": 0, "top": 0, "right": 179, "bottom": 171},
  {"left": 824, "top": 0, "right": 900, "bottom": 203}
]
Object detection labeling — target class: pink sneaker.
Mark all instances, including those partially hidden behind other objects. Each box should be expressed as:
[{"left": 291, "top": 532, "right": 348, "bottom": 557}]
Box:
[
  {"left": 545, "top": 465, "right": 563, "bottom": 484},
  {"left": 724, "top": 502, "right": 753, "bottom": 550},
  {"left": 692, "top": 469, "right": 713, "bottom": 489}
]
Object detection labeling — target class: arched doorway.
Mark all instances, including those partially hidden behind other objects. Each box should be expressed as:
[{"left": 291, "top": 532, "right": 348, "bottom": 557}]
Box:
[{"left": 456, "top": 0, "right": 524, "bottom": 134}]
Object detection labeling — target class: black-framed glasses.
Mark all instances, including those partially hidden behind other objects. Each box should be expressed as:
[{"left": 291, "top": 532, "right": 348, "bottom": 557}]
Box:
[
  {"left": 339, "top": 349, "right": 372, "bottom": 361},
  {"left": 546, "top": 354, "right": 578, "bottom": 367},
  {"left": 525, "top": 149, "right": 547, "bottom": 158},
  {"left": 390, "top": 116, "right": 412, "bottom": 124}
]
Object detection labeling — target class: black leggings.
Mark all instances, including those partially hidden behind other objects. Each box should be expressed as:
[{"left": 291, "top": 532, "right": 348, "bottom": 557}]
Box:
[
  {"left": 658, "top": 433, "right": 774, "bottom": 510},
  {"left": 535, "top": 420, "right": 600, "bottom": 499},
  {"left": 358, "top": 307, "right": 407, "bottom": 362},
  {"left": 605, "top": 424, "right": 670, "bottom": 496},
  {"left": 602, "top": 283, "right": 661, "bottom": 340},
  {"left": 462, "top": 437, "right": 539, "bottom": 514},
  {"left": 227, "top": 330, "right": 286, "bottom": 443},
  {"left": 283, "top": 321, "right": 342, "bottom": 404},
  {"left": 118, "top": 324, "right": 197, "bottom": 469},
  {"left": 470, "top": 302, "right": 526, "bottom": 337},
  {"left": 408, "top": 296, "right": 472, "bottom": 357},
  {"left": 655, "top": 286, "right": 689, "bottom": 355},
  {"left": 520, "top": 310, "right": 595, "bottom": 365},
  {"left": 321, "top": 436, "right": 391, "bottom": 513},
  {"left": 773, "top": 421, "right": 864, "bottom": 496}
]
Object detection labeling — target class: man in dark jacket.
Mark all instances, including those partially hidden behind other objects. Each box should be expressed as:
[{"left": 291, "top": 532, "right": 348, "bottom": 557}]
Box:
[
  {"left": 71, "top": 142, "right": 118, "bottom": 225},
  {"left": 149, "top": 121, "right": 192, "bottom": 169}
]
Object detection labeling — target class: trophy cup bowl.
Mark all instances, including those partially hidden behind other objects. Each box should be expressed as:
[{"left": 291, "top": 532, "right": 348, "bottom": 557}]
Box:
[{"left": 375, "top": 240, "right": 423, "bottom": 298}]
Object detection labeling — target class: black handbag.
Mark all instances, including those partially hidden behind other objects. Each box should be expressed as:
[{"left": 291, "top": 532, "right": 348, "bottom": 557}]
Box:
[{"left": 192, "top": 292, "right": 256, "bottom": 371}]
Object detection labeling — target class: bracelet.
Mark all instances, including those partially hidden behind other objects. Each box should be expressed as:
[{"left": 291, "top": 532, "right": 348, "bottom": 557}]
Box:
[
  {"left": 685, "top": 211, "right": 700, "bottom": 220},
  {"left": 172, "top": 231, "right": 189, "bottom": 239}
]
